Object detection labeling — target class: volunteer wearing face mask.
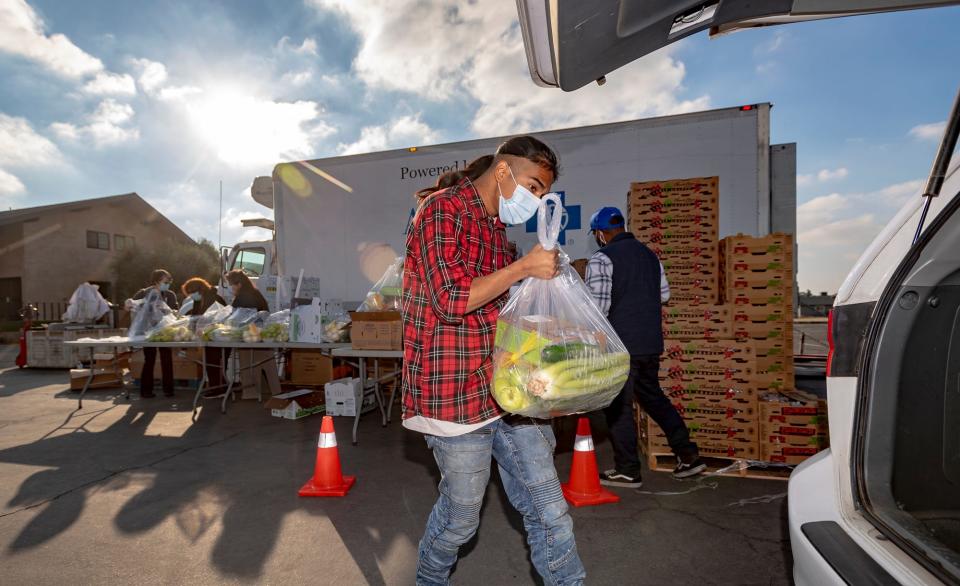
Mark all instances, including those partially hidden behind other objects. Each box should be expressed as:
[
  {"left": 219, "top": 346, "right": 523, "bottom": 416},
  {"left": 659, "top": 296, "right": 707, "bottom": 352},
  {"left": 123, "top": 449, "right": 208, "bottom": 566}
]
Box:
[
  {"left": 181, "top": 277, "right": 227, "bottom": 389},
  {"left": 584, "top": 207, "right": 705, "bottom": 487},
  {"left": 132, "top": 269, "right": 179, "bottom": 398},
  {"left": 403, "top": 136, "right": 586, "bottom": 585}
]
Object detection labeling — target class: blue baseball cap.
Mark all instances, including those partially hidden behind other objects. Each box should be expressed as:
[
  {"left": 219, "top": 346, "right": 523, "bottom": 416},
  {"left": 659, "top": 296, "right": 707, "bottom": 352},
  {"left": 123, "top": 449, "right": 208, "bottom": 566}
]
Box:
[{"left": 589, "top": 206, "right": 625, "bottom": 232}]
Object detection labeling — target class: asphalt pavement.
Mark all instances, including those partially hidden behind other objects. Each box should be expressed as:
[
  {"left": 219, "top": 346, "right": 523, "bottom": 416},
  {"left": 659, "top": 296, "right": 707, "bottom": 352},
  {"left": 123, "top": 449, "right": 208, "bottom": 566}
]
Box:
[{"left": 0, "top": 352, "right": 792, "bottom": 585}]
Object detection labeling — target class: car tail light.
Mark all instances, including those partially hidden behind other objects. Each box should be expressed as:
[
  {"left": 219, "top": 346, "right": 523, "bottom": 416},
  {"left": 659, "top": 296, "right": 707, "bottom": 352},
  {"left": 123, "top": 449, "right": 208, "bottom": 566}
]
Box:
[{"left": 826, "top": 309, "right": 835, "bottom": 377}]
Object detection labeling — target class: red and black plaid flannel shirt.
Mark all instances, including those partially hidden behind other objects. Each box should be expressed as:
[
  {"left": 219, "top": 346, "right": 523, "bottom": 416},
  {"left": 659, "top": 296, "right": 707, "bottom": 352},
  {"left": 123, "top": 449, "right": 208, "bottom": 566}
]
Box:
[{"left": 401, "top": 178, "right": 512, "bottom": 424}]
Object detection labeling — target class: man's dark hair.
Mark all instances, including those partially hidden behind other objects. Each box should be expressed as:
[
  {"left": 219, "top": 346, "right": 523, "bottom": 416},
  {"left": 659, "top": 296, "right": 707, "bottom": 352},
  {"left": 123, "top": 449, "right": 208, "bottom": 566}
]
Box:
[{"left": 415, "top": 135, "right": 560, "bottom": 203}]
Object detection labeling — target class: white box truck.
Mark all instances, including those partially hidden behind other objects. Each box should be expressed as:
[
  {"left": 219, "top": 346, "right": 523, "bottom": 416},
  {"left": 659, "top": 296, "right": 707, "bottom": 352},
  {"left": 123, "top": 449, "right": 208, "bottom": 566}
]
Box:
[{"left": 224, "top": 104, "right": 795, "bottom": 307}]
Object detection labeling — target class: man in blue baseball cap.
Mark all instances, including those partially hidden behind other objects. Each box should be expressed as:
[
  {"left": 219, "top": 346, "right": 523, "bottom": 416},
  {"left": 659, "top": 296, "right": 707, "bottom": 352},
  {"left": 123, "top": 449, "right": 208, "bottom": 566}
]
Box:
[{"left": 585, "top": 206, "right": 704, "bottom": 487}]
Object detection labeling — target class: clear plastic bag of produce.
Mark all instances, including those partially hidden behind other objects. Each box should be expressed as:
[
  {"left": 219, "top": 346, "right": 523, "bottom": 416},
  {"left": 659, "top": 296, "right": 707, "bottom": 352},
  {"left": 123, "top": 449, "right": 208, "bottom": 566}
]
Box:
[
  {"left": 224, "top": 307, "right": 267, "bottom": 327},
  {"left": 357, "top": 257, "right": 403, "bottom": 311},
  {"left": 128, "top": 289, "right": 175, "bottom": 340},
  {"left": 492, "top": 194, "right": 630, "bottom": 418},
  {"left": 322, "top": 306, "right": 351, "bottom": 343},
  {"left": 145, "top": 315, "right": 197, "bottom": 342},
  {"left": 260, "top": 309, "right": 290, "bottom": 342}
]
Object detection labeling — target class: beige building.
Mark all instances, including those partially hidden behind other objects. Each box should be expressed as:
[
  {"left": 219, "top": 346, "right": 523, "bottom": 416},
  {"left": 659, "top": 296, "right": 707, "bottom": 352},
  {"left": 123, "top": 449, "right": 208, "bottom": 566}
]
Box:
[{"left": 0, "top": 193, "right": 193, "bottom": 321}]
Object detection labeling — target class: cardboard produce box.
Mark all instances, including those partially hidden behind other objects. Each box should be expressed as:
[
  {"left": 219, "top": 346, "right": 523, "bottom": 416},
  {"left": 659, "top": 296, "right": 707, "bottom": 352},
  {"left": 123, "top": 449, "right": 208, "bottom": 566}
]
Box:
[
  {"left": 662, "top": 304, "right": 732, "bottom": 340},
  {"left": 290, "top": 297, "right": 325, "bottom": 343},
  {"left": 662, "top": 380, "right": 757, "bottom": 410},
  {"left": 350, "top": 311, "right": 402, "bottom": 350},
  {"left": 759, "top": 391, "right": 827, "bottom": 433},
  {"left": 662, "top": 338, "right": 756, "bottom": 364},
  {"left": 69, "top": 367, "right": 128, "bottom": 390},
  {"left": 290, "top": 351, "right": 333, "bottom": 386},
  {"left": 760, "top": 442, "right": 823, "bottom": 465},
  {"left": 264, "top": 389, "right": 325, "bottom": 420}
]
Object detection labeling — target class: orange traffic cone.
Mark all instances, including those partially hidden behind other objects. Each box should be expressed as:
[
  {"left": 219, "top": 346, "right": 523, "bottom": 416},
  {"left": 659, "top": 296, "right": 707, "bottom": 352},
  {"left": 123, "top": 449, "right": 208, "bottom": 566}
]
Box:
[
  {"left": 561, "top": 417, "right": 620, "bottom": 507},
  {"left": 299, "top": 415, "right": 356, "bottom": 497}
]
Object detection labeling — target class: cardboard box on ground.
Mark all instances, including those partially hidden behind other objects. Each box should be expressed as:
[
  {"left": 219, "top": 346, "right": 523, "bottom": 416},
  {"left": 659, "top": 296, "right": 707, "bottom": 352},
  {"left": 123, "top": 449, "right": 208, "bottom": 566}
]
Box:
[
  {"left": 289, "top": 350, "right": 334, "bottom": 386},
  {"left": 324, "top": 377, "right": 377, "bottom": 417},
  {"left": 264, "top": 389, "right": 326, "bottom": 420}
]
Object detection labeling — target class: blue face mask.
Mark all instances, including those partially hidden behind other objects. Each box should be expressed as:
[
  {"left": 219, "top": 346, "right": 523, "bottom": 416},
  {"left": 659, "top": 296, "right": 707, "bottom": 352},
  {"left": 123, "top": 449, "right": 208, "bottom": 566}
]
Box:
[
  {"left": 159, "top": 282, "right": 170, "bottom": 292},
  {"left": 190, "top": 292, "right": 201, "bottom": 302},
  {"left": 497, "top": 165, "right": 541, "bottom": 226}
]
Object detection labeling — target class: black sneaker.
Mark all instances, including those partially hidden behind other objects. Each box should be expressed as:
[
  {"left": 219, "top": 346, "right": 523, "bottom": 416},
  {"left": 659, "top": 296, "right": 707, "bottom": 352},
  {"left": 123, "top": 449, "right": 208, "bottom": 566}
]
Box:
[
  {"left": 673, "top": 458, "right": 707, "bottom": 479},
  {"left": 599, "top": 469, "right": 643, "bottom": 488}
]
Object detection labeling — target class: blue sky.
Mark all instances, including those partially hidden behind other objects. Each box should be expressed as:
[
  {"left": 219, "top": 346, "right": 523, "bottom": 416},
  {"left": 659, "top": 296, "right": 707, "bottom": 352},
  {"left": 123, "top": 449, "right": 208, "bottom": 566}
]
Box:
[{"left": 0, "top": 0, "right": 958, "bottom": 293}]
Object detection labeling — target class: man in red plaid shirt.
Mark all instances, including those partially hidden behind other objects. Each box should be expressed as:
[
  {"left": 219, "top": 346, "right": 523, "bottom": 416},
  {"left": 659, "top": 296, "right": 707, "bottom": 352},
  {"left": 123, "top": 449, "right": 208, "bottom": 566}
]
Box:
[{"left": 402, "top": 136, "right": 586, "bottom": 585}]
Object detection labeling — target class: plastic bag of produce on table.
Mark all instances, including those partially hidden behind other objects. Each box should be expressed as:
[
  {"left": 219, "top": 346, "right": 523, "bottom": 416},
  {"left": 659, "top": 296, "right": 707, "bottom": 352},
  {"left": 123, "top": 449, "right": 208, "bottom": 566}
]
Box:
[
  {"left": 357, "top": 257, "right": 403, "bottom": 311},
  {"left": 127, "top": 289, "right": 175, "bottom": 340},
  {"left": 260, "top": 309, "right": 290, "bottom": 342},
  {"left": 322, "top": 306, "right": 351, "bottom": 343},
  {"left": 225, "top": 307, "right": 270, "bottom": 327},
  {"left": 492, "top": 194, "right": 630, "bottom": 418},
  {"left": 145, "top": 315, "right": 197, "bottom": 342}
]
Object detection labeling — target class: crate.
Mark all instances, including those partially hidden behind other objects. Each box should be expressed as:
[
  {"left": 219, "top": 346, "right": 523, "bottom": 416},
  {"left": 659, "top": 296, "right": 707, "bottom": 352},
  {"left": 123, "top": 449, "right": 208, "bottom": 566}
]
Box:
[
  {"left": 659, "top": 362, "right": 754, "bottom": 386},
  {"left": 27, "top": 327, "right": 126, "bottom": 368},
  {"left": 629, "top": 211, "right": 719, "bottom": 231},
  {"left": 662, "top": 305, "right": 732, "bottom": 339},
  {"left": 662, "top": 338, "right": 756, "bottom": 364},
  {"left": 662, "top": 380, "right": 758, "bottom": 410},
  {"left": 728, "top": 290, "right": 792, "bottom": 308},
  {"left": 650, "top": 243, "right": 718, "bottom": 263},
  {"left": 732, "top": 305, "right": 791, "bottom": 325},
  {"left": 638, "top": 226, "right": 719, "bottom": 246},
  {"left": 722, "top": 233, "right": 793, "bottom": 257},
  {"left": 660, "top": 258, "right": 718, "bottom": 276},
  {"left": 629, "top": 176, "right": 719, "bottom": 204}
]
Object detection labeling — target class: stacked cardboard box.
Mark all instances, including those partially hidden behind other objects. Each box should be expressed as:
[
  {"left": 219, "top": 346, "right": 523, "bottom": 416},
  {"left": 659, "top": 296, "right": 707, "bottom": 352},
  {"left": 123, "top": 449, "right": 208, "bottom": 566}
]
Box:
[
  {"left": 759, "top": 391, "right": 828, "bottom": 464},
  {"left": 645, "top": 339, "right": 759, "bottom": 459},
  {"left": 721, "top": 233, "right": 795, "bottom": 393},
  {"left": 628, "top": 177, "right": 720, "bottom": 305}
]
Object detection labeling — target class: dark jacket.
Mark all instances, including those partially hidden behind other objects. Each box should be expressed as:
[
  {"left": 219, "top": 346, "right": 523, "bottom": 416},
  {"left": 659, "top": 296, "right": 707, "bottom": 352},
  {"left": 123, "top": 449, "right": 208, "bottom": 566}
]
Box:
[
  {"left": 599, "top": 232, "right": 663, "bottom": 356},
  {"left": 133, "top": 286, "right": 179, "bottom": 311},
  {"left": 233, "top": 286, "right": 269, "bottom": 311},
  {"left": 185, "top": 289, "right": 227, "bottom": 316}
]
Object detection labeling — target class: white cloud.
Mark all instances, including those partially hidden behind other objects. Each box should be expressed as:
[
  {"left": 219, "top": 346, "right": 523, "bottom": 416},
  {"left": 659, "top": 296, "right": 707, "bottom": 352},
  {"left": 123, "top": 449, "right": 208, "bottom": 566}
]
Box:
[
  {"left": 796, "top": 178, "right": 923, "bottom": 293},
  {"left": 817, "top": 167, "right": 848, "bottom": 182},
  {"left": 797, "top": 193, "right": 849, "bottom": 227},
  {"left": 755, "top": 31, "right": 786, "bottom": 55},
  {"left": 0, "top": 0, "right": 103, "bottom": 78},
  {"left": 281, "top": 70, "right": 314, "bottom": 86},
  {"left": 50, "top": 99, "right": 139, "bottom": 148},
  {"left": 157, "top": 85, "right": 202, "bottom": 102},
  {"left": 130, "top": 58, "right": 168, "bottom": 94},
  {"left": 340, "top": 114, "right": 438, "bottom": 155},
  {"left": 755, "top": 62, "right": 775, "bottom": 75},
  {"left": 277, "top": 36, "right": 318, "bottom": 56},
  {"left": 0, "top": 167, "right": 26, "bottom": 197},
  {"left": 83, "top": 71, "right": 136, "bottom": 95},
  {"left": 0, "top": 113, "right": 63, "bottom": 167},
  {"left": 147, "top": 181, "right": 272, "bottom": 245},
  {"left": 183, "top": 91, "right": 332, "bottom": 167},
  {"left": 875, "top": 178, "right": 923, "bottom": 207},
  {"left": 908, "top": 121, "right": 946, "bottom": 141},
  {"left": 797, "top": 167, "right": 849, "bottom": 187},
  {"left": 313, "top": 0, "right": 709, "bottom": 134}
]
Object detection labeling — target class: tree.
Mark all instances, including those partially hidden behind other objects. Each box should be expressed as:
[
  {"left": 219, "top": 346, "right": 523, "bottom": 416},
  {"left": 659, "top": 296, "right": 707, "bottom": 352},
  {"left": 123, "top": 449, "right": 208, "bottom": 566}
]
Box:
[{"left": 111, "top": 238, "right": 220, "bottom": 301}]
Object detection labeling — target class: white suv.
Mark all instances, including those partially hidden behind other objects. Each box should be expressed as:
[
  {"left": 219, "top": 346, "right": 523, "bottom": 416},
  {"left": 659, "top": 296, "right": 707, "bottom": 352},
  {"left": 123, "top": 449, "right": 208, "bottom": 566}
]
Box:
[{"left": 515, "top": 1, "right": 960, "bottom": 582}]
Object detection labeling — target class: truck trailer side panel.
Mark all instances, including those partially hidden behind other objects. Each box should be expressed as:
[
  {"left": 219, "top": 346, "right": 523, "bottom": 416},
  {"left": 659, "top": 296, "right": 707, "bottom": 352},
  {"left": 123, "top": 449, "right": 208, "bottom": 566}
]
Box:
[{"left": 273, "top": 105, "right": 777, "bottom": 303}]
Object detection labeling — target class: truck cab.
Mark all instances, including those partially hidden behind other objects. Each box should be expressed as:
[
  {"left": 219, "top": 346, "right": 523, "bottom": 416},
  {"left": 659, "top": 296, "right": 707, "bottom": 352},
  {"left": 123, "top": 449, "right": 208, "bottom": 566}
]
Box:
[{"left": 219, "top": 234, "right": 275, "bottom": 304}]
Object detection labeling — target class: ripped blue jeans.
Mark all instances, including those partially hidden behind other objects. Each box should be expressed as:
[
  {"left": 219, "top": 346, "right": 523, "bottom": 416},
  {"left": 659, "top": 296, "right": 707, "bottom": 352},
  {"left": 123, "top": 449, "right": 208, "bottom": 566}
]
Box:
[{"left": 417, "top": 418, "right": 585, "bottom": 586}]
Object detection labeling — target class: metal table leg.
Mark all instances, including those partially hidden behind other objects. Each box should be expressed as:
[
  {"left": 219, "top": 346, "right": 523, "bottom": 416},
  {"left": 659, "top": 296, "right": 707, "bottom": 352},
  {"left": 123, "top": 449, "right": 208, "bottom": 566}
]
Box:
[
  {"left": 352, "top": 356, "right": 365, "bottom": 445},
  {"left": 373, "top": 359, "right": 387, "bottom": 427},
  {"left": 192, "top": 345, "right": 210, "bottom": 422},
  {"left": 77, "top": 347, "right": 95, "bottom": 410}
]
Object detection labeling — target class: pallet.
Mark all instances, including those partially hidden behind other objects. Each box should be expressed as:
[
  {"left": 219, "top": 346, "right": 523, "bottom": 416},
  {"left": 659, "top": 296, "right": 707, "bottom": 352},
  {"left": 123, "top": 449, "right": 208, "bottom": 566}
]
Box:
[{"left": 645, "top": 453, "right": 793, "bottom": 481}]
